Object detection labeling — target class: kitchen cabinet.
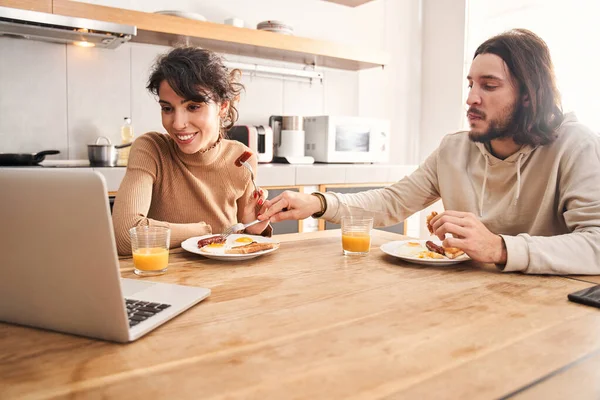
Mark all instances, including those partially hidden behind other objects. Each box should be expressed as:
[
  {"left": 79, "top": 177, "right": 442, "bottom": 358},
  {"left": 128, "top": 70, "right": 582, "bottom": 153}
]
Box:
[
  {"left": 107, "top": 185, "right": 303, "bottom": 231},
  {"left": 0, "top": 0, "right": 51, "bottom": 13},
  {"left": 43, "top": 0, "right": 389, "bottom": 70},
  {"left": 319, "top": 183, "right": 406, "bottom": 235},
  {"left": 33, "top": 165, "right": 416, "bottom": 232},
  {"left": 264, "top": 186, "right": 303, "bottom": 234}
]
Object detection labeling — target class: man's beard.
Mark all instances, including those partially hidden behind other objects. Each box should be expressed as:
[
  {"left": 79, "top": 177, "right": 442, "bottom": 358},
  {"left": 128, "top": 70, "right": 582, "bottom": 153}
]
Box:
[{"left": 468, "top": 101, "right": 520, "bottom": 143}]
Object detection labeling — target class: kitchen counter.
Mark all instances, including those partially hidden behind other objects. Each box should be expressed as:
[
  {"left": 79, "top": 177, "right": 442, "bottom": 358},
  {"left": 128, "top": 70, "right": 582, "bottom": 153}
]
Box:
[
  {"left": 29, "top": 160, "right": 418, "bottom": 191},
  {"left": 3, "top": 161, "right": 422, "bottom": 237}
]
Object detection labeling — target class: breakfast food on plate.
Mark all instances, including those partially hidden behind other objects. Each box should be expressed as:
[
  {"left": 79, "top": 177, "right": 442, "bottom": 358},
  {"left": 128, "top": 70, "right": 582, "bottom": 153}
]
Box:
[
  {"left": 425, "top": 240, "right": 465, "bottom": 259},
  {"left": 396, "top": 239, "right": 466, "bottom": 261},
  {"left": 443, "top": 246, "right": 465, "bottom": 259},
  {"left": 234, "top": 151, "right": 253, "bottom": 167},
  {"left": 197, "top": 235, "right": 226, "bottom": 248},
  {"left": 425, "top": 240, "right": 445, "bottom": 254},
  {"left": 422, "top": 211, "right": 466, "bottom": 259},
  {"left": 396, "top": 242, "right": 428, "bottom": 257},
  {"left": 224, "top": 241, "right": 279, "bottom": 254},
  {"left": 417, "top": 251, "right": 445, "bottom": 259},
  {"left": 426, "top": 211, "right": 438, "bottom": 234},
  {"left": 197, "top": 234, "right": 279, "bottom": 255},
  {"left": 204, "top": 242, "right": 225, "bottom": 249}
]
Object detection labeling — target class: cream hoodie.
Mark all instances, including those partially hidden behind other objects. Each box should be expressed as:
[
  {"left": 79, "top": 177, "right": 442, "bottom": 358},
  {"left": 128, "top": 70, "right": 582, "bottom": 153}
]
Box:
[{"left": 321, "top": 113, "right": 600, "bottom": 274}]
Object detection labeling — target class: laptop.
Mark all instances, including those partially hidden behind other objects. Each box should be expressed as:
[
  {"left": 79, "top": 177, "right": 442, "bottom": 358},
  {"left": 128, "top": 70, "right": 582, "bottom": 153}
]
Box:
[{"left": 0, "top": 169, "right": 210, "bottom": 342}]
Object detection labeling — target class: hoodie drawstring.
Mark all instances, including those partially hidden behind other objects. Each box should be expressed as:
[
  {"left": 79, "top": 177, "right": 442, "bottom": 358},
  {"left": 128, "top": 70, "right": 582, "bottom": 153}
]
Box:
[
  {"left": 514, "top": 153, "right": 524, "bottom": 204},
  {"left": 479, "top": 154, "right": 489, "bottom": 217}
]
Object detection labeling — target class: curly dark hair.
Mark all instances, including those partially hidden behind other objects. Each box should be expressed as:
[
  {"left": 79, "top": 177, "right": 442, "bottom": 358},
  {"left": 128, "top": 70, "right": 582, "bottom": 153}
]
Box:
[
  {"left": 147, "top": 46, "right": 244, "bottom": 135},
  {"left": 474, "top": 29, "right": 564, "bottom": 146}
]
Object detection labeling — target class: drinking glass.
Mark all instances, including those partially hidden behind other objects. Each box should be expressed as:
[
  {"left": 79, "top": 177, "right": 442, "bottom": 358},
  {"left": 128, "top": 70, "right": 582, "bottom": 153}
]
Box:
[
  {"left": 341, "top": 216, "right": 373, "bottom": 256},
  {"left": 129, "top": 226, "right": 170, "bottom": 276}
]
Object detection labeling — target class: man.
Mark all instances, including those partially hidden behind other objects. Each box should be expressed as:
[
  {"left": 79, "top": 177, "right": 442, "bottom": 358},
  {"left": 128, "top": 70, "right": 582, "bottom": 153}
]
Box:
[{"left": 258, "top": 29, "right": 600, "bottom": 275}]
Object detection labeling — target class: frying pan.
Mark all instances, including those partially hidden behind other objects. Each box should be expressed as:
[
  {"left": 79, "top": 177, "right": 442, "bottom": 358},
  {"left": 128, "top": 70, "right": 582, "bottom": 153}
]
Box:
[{"left": 0, "top": 150, "right": 60, "bottom": 166}]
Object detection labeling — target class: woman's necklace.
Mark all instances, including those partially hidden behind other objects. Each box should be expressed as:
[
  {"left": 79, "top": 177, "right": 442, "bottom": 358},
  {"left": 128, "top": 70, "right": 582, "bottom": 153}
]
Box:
[{"left": 198, "top": 136, "right": 222, "bottom": 154}]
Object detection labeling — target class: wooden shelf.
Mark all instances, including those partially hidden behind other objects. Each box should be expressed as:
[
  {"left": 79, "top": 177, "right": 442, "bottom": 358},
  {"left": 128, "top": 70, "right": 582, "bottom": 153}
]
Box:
[
  {"left": 0, "top": 0, "right": 51, "bottom": 13},
  {"left": 50, "top": 0, "right": 389, "bottom": 70},
  {"left": 322, "top": 0, "right": 377, "bottom": 7}
]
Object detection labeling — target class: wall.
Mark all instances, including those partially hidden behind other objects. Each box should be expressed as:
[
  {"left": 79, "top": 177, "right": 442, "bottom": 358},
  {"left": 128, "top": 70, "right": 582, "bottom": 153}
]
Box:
[
  {"left": 0, "top": 0, "right": 422, "bottom": 164},
  {"left": 418, "top": 0, "right": 467, "bottom": 162},
  {"left": 416, "top": 0, "right": 467, "bottom": 236},
  {"left": 359, "top": 0, "right": 423, "bottom": 165}
]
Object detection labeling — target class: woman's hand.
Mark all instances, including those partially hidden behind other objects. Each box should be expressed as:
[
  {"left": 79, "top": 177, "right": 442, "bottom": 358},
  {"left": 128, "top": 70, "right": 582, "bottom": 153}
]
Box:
[
  {"left": 257, "top": 191, "right": 322, "bottom": 222},
  {"left": 242, "top": 187, "right": 270, "bottom": 235}
]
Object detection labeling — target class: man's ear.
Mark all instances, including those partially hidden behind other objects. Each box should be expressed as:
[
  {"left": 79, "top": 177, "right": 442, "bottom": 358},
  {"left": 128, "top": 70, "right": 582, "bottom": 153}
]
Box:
[{"left": 522, "top": 94, "right": 530, "bottom": 107}]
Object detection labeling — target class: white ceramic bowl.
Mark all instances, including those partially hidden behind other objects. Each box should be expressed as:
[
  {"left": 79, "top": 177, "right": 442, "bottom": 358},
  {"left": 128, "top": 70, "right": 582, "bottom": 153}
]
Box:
[{"left": 154, "top": 10, "right": 207, "bottom": 22}]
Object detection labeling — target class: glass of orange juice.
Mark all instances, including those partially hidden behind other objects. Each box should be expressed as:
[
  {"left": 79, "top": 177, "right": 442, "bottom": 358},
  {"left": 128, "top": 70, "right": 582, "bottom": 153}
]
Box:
[
  {"left": 129, "top": 226, "right": 170, "bottom": 276},
  {"left": 341, "top": 216, "right": 373, "bottom": 256}
]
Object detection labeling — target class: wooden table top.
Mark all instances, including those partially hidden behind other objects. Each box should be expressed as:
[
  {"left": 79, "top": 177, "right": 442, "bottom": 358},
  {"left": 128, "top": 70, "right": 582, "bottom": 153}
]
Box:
[{"left": 2, "top": 229, "right": 600, "bottom": 399}]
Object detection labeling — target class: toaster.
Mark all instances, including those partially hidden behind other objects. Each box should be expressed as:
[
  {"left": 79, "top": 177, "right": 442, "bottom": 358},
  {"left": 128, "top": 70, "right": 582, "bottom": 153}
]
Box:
[{"left": 227, "top": 125, "right": 273, "bottom": 163}]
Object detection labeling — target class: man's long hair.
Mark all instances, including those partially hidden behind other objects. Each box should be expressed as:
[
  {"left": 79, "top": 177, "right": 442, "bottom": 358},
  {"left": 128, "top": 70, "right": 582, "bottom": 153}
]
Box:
[{"left": 474, "top": 29, "right": 564, "bottom": 146}]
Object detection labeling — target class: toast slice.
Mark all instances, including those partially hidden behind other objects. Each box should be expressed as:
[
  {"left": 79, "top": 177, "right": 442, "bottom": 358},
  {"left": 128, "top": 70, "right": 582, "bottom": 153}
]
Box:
[
  {"left": 225, "top": 241, "right": 279, "bottom": 254},
  {"left": 444, "top": 247, "right": 465, "bottom": 259},
  {"left": 426, "top": 211, "right": 438, "bottom": 235}
]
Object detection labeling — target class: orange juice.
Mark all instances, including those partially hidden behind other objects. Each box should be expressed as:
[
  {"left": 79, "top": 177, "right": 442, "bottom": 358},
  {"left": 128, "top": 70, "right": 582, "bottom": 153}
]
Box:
[
  {"left": 342, "top": 232, "right": 371, "bottom": 253},
  {"left": 132, "top": 247, "right": 169, "bottom": 271}
]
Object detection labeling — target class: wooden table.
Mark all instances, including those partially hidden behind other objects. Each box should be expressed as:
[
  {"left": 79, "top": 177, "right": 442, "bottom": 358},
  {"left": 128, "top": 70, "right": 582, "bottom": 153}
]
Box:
[{"left": 2, "top": 230, "right": 600, "bottom": 399}]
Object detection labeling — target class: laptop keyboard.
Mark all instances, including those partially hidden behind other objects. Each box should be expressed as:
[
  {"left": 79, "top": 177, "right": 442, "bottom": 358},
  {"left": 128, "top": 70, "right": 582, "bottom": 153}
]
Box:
[{"left": 125, "top": 298, "right": 171, "bottom": 327}]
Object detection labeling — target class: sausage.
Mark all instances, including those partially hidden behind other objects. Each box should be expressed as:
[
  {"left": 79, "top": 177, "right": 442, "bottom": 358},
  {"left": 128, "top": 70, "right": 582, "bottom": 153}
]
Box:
[
  {"left": 425, "top": 240, "right": 445, "bottom": 256},
  {"left": 235, "top": 151, "right": 253, "bottom": 167},
  {"left": 197, "top": 235, "right": 226, "bottom": 248}
]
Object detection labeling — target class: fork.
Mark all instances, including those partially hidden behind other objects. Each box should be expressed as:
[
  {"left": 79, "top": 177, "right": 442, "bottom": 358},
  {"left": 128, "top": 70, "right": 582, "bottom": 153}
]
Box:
[
  {"left": 238, "top": 159, "right": 259, "bottom": 194},
  {"left": 219, "top": 219, "right": 262, "bottom": 240}
]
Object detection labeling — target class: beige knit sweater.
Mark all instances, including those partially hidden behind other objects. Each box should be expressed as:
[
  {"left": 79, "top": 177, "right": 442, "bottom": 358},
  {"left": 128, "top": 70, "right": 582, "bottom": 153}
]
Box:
[{"left": 112, "top": 132, "right": 266, "bottom": 255}]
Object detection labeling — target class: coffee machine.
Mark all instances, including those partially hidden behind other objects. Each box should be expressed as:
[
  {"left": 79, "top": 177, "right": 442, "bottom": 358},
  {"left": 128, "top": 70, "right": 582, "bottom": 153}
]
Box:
[{"left": 269, "top": 115, "right": 314, "bottom": 164}]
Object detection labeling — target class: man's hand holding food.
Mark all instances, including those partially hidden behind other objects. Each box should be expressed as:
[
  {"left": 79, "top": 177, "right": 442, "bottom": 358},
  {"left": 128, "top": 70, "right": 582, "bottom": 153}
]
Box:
[{"left": 428, "top": 210, "right": 507, "bottom": 264}]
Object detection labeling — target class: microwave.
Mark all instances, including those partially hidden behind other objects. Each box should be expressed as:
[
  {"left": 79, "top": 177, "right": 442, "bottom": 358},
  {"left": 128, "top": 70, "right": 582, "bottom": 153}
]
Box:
[
  {"left": 227, "top": 125, "right": 273, "bottom": 163},
  {"left": 304, "top": 116, "right": 390, "bottom": 163}
]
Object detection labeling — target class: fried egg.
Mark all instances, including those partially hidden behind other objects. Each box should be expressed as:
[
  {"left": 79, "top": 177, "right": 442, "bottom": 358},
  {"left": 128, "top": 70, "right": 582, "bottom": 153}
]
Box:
[
  {"left": 200, "top": 242, "right": 226, "bottom": 254},
  {"left": 235, "top": 237, "right": 254, "bottom": 244},
  {"left": 396, "top": 242, "right": 428, "bottom": 257}
]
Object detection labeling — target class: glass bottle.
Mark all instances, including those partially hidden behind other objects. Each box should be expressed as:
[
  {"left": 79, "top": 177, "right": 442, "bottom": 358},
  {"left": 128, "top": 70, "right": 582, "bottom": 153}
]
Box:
[{"left": 118, "top": 117, "right": 134, "bottom": 166}]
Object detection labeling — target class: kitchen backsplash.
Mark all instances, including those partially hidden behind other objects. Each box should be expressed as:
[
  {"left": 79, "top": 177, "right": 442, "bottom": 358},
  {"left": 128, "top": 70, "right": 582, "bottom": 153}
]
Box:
[
  {"left": 0, "top": 37, "right": 359, "bottom": 159},
  {"left": 0, "top": 0, "right": 423, "bottom": 164}
]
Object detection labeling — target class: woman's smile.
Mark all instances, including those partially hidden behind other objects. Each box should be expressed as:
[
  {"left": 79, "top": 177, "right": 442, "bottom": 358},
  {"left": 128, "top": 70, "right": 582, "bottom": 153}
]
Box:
[{"left": 173, "top": 131, "right": 198, "bottom": 144}]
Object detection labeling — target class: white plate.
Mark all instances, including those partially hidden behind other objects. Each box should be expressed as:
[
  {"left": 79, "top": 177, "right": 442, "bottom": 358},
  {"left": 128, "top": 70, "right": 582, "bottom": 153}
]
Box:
[
  {"left": 257, "top": 28, "right": 294, "bottom": 35},
  {"left": 380, "top": 239, "right": 470, "bottom": 266},
  {"left": 154, "top": 10, "right": 207, "bottom": 21},
  {"left": 181, "top": 233, "right": 279, "bottom": 261}
]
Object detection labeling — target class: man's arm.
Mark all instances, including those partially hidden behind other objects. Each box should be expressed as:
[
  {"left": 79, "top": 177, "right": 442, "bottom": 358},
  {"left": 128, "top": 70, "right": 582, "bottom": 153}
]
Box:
[
  {"left": 501, "top": 138, "right": 600, "bottom": 274},
  {"left": 321, "top": 148, "right": 442, "bottom": 226},
  {"left": 500, "top": 230, "right": 600, "bottom": 274}
]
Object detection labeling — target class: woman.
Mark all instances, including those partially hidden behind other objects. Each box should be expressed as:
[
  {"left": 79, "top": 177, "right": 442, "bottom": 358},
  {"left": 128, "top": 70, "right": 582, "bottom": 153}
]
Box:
[{"left": 112, "top": 46, "right": 270, "bottom": 255}]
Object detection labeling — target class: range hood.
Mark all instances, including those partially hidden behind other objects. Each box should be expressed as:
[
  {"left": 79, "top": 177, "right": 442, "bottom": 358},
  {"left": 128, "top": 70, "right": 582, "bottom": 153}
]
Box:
[{"left": 0, "top": 6, "right": 136, "bottom": 49}]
